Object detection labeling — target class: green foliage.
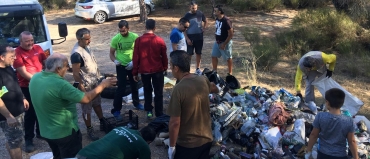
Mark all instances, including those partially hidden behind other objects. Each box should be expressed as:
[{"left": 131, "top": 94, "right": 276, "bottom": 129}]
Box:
[
  {"left": 230, "top": 0, "right": 251, "bottom": 12},
  {"left": 253, "top": 38, "right": 281, "bottom": 70},
  {"left": 284, "top": 0, "right": 330, "bottom": 9},
  {"left": 154, "top": 0, "right": 178, "bottom": 8},
  {"left": 264, "top": 0, "right": 283, "bottom": 12},
  {"left": 38, "top": 0, "right": 71, "bottom": 10},
  {"left": 231, "top": 0, "right": 282, "bottom": 12},
  {"left": 242, "top": 27, "right": 261, "bottom": 45}
]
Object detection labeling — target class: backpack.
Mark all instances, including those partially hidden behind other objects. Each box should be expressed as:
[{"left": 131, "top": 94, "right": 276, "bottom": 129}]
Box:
[{"left": 268, "top": 102, "right": 290, "bottom": 126}]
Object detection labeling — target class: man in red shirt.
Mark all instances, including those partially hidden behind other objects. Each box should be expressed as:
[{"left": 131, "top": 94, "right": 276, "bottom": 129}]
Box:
[
  {"left": 13, "top": 31, "right": 46, "bottom": 153},
  {"left": 132, "top": 19, "right": 168, "bottom": 119}
]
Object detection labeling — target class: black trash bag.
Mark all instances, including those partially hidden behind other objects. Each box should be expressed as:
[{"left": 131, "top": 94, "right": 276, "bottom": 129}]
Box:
[
  {"left": 225, "top": 74, "right": 241, "bottom": 89},
  {"left": 357, "top": 120, "right": 368, "bottom": 133},
  {"left": 147, "top": 114, "right": 170, "bottom": 133},
  {"left": 229, "top": 129, "right": 242, "bottom": 144},
  {"left": 305, "top": 122, "right": 314, "bottom": 137}
]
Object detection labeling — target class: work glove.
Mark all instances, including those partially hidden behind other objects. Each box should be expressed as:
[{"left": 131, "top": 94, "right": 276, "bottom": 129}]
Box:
[
  {"left": 114, "top": 60, "right": 121, "bottom": 66},
  {"left": 296, "top": 92, "right": 303, "bottom": 101},
  {"left": 326, "top": 70, "right": 333, "bottom": 78},
  {"left": 125, "top": 61, "right": 133, "bottom": 70},
  {"left": 163, "top": 71, "right": 168, "bottom": 76},
  {"left": 168, "top": 146, "right": 175, "bottom": 159}
]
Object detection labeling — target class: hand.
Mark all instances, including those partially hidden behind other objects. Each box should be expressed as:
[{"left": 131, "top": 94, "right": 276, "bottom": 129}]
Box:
[
  {"left": 304, "top": 151, "right": 313, "bottom": 159},
  {"left": 101, "top": 78, "right": 117, "bottom": 87},
  {"left": 23, "top": 99, "right": 29, "bottom": 111},
  {"left": 163, "top": 71, "right": 168, "bottom": 76},
  {"left": 168, "top": 146, "right": 175, "bottom": 159},
  {"left": 114, "top": 60, "right": 121, "bottom": 66},
  {"left": 125, "top": 61, "right": 133, "bottom": 70},
  {"left": 219, "top": 43, "right": 226, "bottom": 50},
  {"left": 326, "top": 70, "right": 333, "bottom": 78},
  {"left": 6, "top": 116, "right": 19, "bottom": 127},
  {"left": 296, "top": 92, "right": 303, "bottom": 100},
  {"left": 133, "top": 76, "right": 140, "bottom": 82},
  {"left": 186, "top": 39, "right": 193, "bottom": 46}
]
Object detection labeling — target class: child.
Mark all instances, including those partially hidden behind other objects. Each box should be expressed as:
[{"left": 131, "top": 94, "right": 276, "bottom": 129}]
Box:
[{"left": 306, "top": 88, "right": 358, "bottom": 159}]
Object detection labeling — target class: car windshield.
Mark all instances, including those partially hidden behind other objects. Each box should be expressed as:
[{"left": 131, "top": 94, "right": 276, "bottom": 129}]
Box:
[{"left": 0, "top": 10, "right": 47, "bottom": 48}]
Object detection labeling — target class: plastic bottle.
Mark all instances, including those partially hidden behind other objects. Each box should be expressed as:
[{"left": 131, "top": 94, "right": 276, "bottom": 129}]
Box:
[{"left": 292, "top": 111, "right": 316, "bottom": 123}]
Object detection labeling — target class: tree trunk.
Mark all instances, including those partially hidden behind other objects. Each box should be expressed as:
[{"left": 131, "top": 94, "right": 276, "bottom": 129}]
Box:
[
  {"left": 139, "top": 0, "right": 147, "bottom": 22},
  {"left": 210, "top": 0, "right": 216, "bottom": 19}
]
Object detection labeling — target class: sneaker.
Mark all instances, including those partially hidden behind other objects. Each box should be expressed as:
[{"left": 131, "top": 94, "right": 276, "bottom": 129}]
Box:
[
  {"left": 87, "top": 127, "right": 99, "bottom": 141},
  {"left": 135, "top": 103, "right": 144, "bottom": 110},
  {"left": 147, "top": 111, "right": 153, "bottom": 119},
  {"left": 195, "top": 68, "right": 202, "bottom": 75},
  {"left": 113, "top": 111, "right": 123, "bottom": 121},
  {"left": 25, "top": 139, "right": 35, "bottom": 153},
  {"left": 99, "top": 118, "right": 106, "bottom": 131}
]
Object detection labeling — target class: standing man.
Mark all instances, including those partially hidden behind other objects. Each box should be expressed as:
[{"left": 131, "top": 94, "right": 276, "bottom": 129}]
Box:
[
  {"left": 184, "top": 1, "right": 207, "bottom": 75},
  {"left": 167, "top": 50, "right": 219, "bottom": 159},
  {"left": 13, "top": 31, "right": 46, "bottom": 152},
  {"left": 71, "top": 28, "right": 105, "bottom": 141},
  {"left": 109, "top": 20, "right": 144, "bottom": 121},
  {"left": 29, "top": 53, "right": 116, "bottom": 159},
  {"left": 295, "top": 51, "right": 336, "bottom": 114},
  {"left": 211, "top": 5, "right": 234, "bottom": 75},
  {"left": 132, "top": 19, "right": 168, "bottom": 119},
  {"left": 0, "top": 45, "right": 29, "bottom": 159},
  {"left": 170, "top": 18, "right": 190, "bottom": 52}
]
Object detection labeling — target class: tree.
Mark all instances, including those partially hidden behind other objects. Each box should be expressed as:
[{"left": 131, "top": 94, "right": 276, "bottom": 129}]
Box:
[
  {"left": 139, "top": 0, "right": 147, "bottom": 22},
  {"left": 210, "top": 0, "right": 216, "bottom": 19}
]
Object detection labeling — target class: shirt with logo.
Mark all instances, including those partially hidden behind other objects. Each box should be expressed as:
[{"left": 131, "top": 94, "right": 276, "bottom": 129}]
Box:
[
  {"left": 215, "top": 16, "right": 233, "bottom": 42},
  {"left": 13, "top": 45, "right": 46, "bottom": 87},
  {"left": 110, "top": 32, "right": 139, "bottom": 66},
  {"left": 184, "top": 10, "right": 206, "bottom": 40},
  {"left": 170, "top": 28, "right": 187, "bottom": 52}
]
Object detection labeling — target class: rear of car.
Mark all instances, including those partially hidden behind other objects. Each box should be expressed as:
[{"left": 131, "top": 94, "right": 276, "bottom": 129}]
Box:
[{"left": 74, "top": 0, "right": 102, "bottom": 21}]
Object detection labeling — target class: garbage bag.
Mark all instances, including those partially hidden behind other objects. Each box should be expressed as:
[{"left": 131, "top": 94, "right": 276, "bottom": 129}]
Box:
[
  {"left": 148, "top": 114, "right": 170, "bottom": 133},
  {"left": 294, "top": 119, "right": 306, "bottom": 140},
  {"left": 282, "top": 131, "right": 305, "bottom": 146},
  {"left": 30, "top": 152, "right": 53, "bottom": 159},
  {"left": 312, "top": 74, "right": 364, "bottom": 115}
]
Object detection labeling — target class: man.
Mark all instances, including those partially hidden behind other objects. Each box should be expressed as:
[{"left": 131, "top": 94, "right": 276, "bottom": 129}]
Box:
[
  {"left": 71, "top": 28, "right": 105, "bottom": 141},
  {"left": 183, "top": 1, "right": 207, "bottom": 75},
  {"left": 212, "top": 5, "right": 234, "bottom": 75},
  {"left": 132, "top": 19, "right": 168, "bottom": 119},
  {"left": 167, "top": 50, "right": 219, "bottom": 159},
  {"left": 295, "top": 51, "right": 336, "bottom": 114},
  {"left": 13, "top": 31, "right": 46, "bottom": 152},
  {"left": 29, "top": 53, "right": 116, "bottom": 159},
  {"left": 170, "top": 18, "right": 190, "bottom": 52},
  {"left": 110, "top": 20, "right": 143, "bottom": 121},
  {"left": 0, "top": 45, "right": 29, "bottom": 159},
  {"left": 76, "top": 126, "right": 156, "bottom": 159}
]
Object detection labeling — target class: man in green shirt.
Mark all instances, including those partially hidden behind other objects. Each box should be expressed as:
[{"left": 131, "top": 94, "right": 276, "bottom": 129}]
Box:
[
  {"left": 76, "top": 126, "right": 156, "bottom": 159},
  {"left": 109, "top": 20, "right": 143, "bottom": 120},
  {"left": 29, "top": 53, "right": 116, "bottom": 159}
]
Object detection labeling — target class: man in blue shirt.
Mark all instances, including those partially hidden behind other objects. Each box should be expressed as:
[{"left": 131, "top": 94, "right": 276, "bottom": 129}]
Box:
[{"left": 170, "top": 18, "right": 190, "bottom": 52}]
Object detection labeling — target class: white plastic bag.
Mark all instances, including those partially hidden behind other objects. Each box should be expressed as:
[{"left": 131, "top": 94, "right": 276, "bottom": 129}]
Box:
[
  {"left": 30, "top": 152, "right": 53, "bottom": 159},
  {"left": 312, "top": 74, "right": 364, "bottom": 115},
  {"left": 294, "top": 119, "right": 306, "bottom": 140}
]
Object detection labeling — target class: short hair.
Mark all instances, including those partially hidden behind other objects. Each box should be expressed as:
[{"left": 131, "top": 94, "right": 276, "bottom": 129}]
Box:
[
  {"left": 19, "top": 31, "right": 32, "bottom": 41},
  {"left": 170, "top": 50, "right": 191, "bottom": 73},
  {"left": 140, "top": 126, "right": 156, "bottom": 142},
  {"left": 303, "top": 56, "right": 315, "bottom": 68},
  {"left": 325, "top": 88, "right": 345, "bottom": 109},
  {"left": 0, "top": 45, "right": 10, "bottom": 56},
  {"left": 146, "top": 19, "right": 156, "bottom": 30},
  {"left": 215, "top": 5, "right": 224, "bottom": 14},
  {"left": 190, "top": 1, "right": 197, "bottom": 6},
  {"left": 179, "top": 17, "right": 189, "bottom": 25},
  {"left": 45, "top": 53, "right": 68, "bottom": 72},
  {"left": 76, "top": 28, "right": 90, "bottom": 39},
  {"left": 118, "top": 20, "right": 129, "bottom": 29}
]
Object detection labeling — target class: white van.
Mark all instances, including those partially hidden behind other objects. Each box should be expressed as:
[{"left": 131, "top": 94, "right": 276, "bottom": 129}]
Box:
[{"left": 0, "top": 0, "right": 67, "bottom": 56}]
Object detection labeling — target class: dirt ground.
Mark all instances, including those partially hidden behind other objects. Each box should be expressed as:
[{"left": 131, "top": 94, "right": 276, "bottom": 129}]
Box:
[{"left": 0, "top": 4, "right": 369, "bottom": 159}]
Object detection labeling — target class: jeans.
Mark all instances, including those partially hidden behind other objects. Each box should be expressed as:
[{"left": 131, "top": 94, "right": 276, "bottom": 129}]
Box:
[
  {"left": 21, "top": 87, "right": 40, "bottom": 141},
  {"left": 45, "top": 129, "right": 82, "bottom": 159},
  {"left": 141, "top": 72, "right": 164, "bottom": 117},
  {"left": 113, "top": 65, "right": 139, "bottom": 112}
]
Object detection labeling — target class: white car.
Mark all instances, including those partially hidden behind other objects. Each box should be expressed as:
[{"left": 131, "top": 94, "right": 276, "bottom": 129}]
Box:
[{"left": 75, "top": 0, "right": 155, "bottom": 24}]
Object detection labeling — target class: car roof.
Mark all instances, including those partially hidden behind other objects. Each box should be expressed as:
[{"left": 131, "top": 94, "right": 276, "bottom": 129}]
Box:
[{"left": 1, "top": 0, "right": 40, "bottom": 6}]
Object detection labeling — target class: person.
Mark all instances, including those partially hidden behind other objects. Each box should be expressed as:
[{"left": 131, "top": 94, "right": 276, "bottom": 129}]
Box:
[
  {"left": 306, "top": 88, "right": 358, "bottom": 159},
  {"left": 167, "top": 50, "right": 219, "bottom": 159},
  {"left": 211, "top": 5, "right": 233, "bottom": 75},
  {"left": 295, "top": 51, "right": 336, "bottom": 113},
  {"left": 132, "top": 19, "right": 168, "bottom": 119},
  {"left": 12, "top": 31, "right": 46, "bottom": 152},
  {"left": 183, "top": 1, "right": 207, "bottom": 75},
  {"left": 29, "top": 53, "right": 116, "bottom": 159},
  {"left": 76, "top": 126, "right": 156, "bottom": 159},
  {"left": 0, "top": 45, "right": 29, "bottom": 159},
  {"left": 110, "top": 20, "right": 143, "bottom": 121},
  {"left": 170, "top": 18, "right": 190, "bottom": 52},
  {"left": 71, "top": 28, "right": 106, "bottom": 141}
]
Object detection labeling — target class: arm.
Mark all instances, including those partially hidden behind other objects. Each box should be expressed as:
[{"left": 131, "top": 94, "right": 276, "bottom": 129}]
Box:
[
  {"left": 306, "top": 127, "right": 320, "bottom": 152},
  {"left": 210, "top": 82, "right": 219, "bottom": 94},
  {"left": 171, "top": 43, "right": 178, "bottom": 51},
  {"left": 224, "top": 28, "right": 234, "bottom": 45},
  {"left": 321, "top": 53, "right": 336, "bottom": 71},
  {"left": 0, "top": 98, "right": 17, "bottom": 126},
  {"left": 132, "top": 38, "right": 140, "bottom": 76},
  {"left": 80, "top": 79, "right": 115, "bottom": 104},
  {"left": 160, "top": 39, "right": 168, "bottom": 70},
  {"left": 71, "top": 63, "right": 86, "bottom": 92},
  {"left": 202, "top": 14, "right": 208, "bottom": 30},
  {"left": 109, "top": 47, "right": 116, "bottom": 62},
  {"left": 295, "top": 65, "right": 303, "bottom": 93},
  {"left": 169, "top": 116, "right": 181, "bottom": 147},
  {"left": 347, "top": 132, "right": 359, "bottom": 159},
  {"left": 15, "top": 67, "right": 33, "bottom": 81}
]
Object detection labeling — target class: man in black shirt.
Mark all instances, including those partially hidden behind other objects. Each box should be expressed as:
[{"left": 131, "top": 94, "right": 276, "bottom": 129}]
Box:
[
  {"left": 211, "top": 5, "right": 234, "bottom": 75},
  {"left": 0, "top": 45, "right": 29, "bottom": 159}
]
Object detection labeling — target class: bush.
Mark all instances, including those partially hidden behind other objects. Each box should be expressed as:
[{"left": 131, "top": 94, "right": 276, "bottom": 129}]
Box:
[
  {"left": 231, "top": 0, "right": 281, "bottom": 12},
  {"left": 242, "top": 27, "right": 261, "bottom": 45},
  {"left": 230, "top": 0, "right": 251, "bottom": 12},
  {"left": 284, "top": 0, "right": 330, "bottom": 9},
  {"left": 154, "top": 0, "right": 178, "bottom": 8},
  {"left": 264, "top": 0, "right": 282, "bottom": 12},
  {"left": 253, "top": 38, "right": 281, "bottom": 70}
]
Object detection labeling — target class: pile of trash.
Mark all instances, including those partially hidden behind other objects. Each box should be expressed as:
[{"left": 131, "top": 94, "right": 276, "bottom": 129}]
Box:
[{"left": 207, "top": 73, "right": 367, "bottom": 159}]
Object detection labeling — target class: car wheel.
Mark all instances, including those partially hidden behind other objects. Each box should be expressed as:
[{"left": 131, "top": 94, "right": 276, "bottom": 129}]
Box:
[
  {"left": 94, "top": 11, "right": 107, "bottom": 24},
  {"left": 146, "top": 5, "right": 151, "bottom": 15}
]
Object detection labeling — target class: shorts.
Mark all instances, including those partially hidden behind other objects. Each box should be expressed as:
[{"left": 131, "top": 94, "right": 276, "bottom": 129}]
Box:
[
  {"left": 0, "top": 113, "right": 24, "bottom": 149},
  {"left": 211, "top": 40, "right": 233, "bottom": 60},
  {"left": 81, "top": 84, "right": 101, "bottom": 114},
  {"left": 186, "top": 39, "right": 203, "bottom": 55}
]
